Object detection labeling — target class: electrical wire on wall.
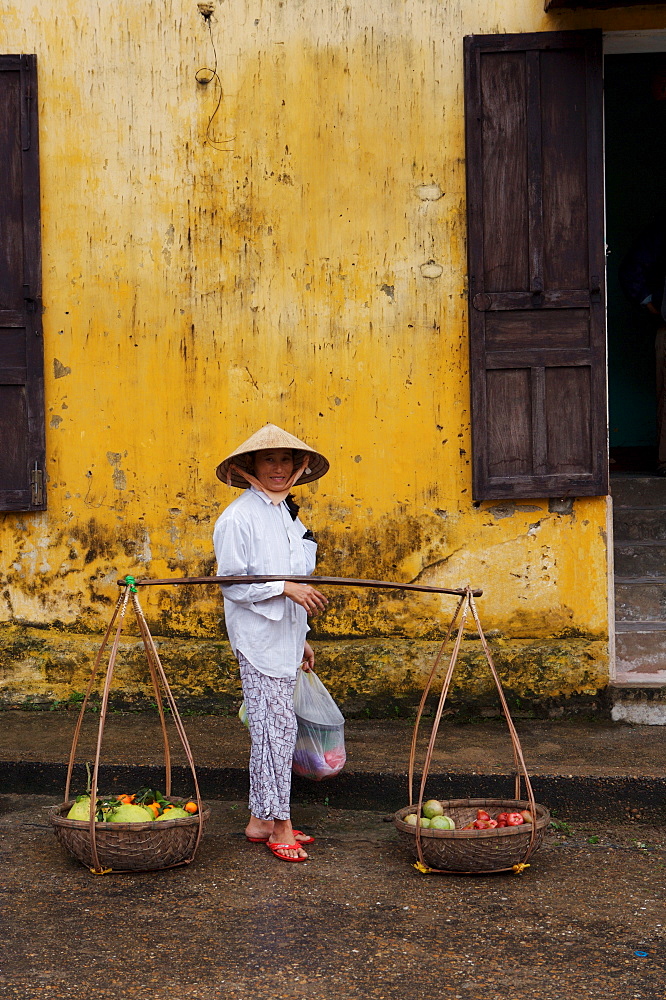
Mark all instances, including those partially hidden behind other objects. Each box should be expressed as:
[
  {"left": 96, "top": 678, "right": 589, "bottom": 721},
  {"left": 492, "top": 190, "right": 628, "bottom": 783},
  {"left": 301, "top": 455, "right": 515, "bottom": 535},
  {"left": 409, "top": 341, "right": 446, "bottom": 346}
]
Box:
[{"left": 195, "top": 2, "right": 234, "bottom": 151}]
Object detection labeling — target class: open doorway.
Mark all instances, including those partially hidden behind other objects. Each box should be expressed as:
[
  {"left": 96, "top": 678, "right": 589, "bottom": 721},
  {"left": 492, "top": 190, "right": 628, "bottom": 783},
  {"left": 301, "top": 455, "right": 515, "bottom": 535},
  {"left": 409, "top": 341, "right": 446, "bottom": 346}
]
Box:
[
  {"left": 605, "top": 37, "right": 666, "bottom": 686},
  {"left": 605, "top": 50, "right": 666, "bottom": 476}
]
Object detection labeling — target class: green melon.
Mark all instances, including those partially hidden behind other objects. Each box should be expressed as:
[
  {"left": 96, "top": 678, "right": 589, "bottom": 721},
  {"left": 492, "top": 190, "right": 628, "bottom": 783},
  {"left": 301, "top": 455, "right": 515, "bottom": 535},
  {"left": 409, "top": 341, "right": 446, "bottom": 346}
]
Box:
[
  {"left": 66, "top": 796, "right": 93, "bottom": 821},
  {"left": 423, "top": 799, "right": 444, "bottom": 819},
  {"left": 108, "top": 803, "right": 154, "bottom": 823},
  {"left": 404, "top": 813, "right": 430, "bottom": 828},
  {"left": 154, "top": 807, "right": 190, "bottom": 820},
  {"left": 430, "top": 814, "right": 456, "bottom": 830}
]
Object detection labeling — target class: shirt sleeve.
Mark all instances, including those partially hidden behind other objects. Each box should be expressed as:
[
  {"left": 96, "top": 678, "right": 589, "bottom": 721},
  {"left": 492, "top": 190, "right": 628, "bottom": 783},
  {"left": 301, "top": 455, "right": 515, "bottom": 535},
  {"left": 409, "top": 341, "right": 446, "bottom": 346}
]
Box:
[{"left": 213, "top": 514, "right": 285, "bottom": 618}]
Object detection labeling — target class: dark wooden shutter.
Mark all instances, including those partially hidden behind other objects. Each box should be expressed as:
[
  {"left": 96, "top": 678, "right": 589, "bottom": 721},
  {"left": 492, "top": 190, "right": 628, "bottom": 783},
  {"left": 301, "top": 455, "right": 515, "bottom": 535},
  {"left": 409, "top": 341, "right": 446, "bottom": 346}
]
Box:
[
  {"left": 464, "top": 31, "right": 607, "bottom": 501},
  {"left": 0, "top": 55, "right": 45, "bottom": 511}
]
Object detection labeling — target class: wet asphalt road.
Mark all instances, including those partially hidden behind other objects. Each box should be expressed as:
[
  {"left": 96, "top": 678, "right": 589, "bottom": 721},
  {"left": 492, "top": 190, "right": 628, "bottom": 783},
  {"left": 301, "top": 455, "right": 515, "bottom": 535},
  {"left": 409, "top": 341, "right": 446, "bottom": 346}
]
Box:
[{"left": 1, "top": 795, "right": 664, "bottom": 1000}]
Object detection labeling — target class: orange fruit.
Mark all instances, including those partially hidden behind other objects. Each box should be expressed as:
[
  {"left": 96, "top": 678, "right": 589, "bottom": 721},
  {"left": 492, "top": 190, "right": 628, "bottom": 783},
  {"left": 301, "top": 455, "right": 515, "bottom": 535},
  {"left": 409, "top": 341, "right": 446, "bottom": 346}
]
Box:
[
  {"left": 184, "top": 801, "right": 198, "bottom": 814},
  {"left": 145, "top": 802, "right": 160, "bottom": 818}
]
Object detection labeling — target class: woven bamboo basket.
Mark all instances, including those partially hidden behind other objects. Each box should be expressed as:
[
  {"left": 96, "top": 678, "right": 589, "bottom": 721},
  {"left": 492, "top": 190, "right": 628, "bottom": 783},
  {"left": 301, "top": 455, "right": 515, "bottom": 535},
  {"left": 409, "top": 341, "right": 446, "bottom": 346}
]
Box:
[
  {"left": 394, "top": 590, "right": 550, "bottom": 875},
  {"left": 49, "top": 581, "right": 208, "bottom": 874},
  {"left": 395, "top": 798, "right": 550, "bottom": 874},
  {"left": 51, "top": 798, "right": 211, "bottom": 873}
]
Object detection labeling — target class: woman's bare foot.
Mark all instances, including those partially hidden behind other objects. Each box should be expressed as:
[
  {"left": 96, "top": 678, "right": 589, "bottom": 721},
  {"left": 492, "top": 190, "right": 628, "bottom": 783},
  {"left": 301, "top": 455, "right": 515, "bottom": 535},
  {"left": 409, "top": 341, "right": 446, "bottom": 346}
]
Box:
[
  {"left": 245, "top": 816, "right": 274, "bottom": 841},
  {"left": 245, "top": 816, "right": 312, "bottom": 847},
  {"left": 268, "top": 819, "right": 308, "bottom": 860}
]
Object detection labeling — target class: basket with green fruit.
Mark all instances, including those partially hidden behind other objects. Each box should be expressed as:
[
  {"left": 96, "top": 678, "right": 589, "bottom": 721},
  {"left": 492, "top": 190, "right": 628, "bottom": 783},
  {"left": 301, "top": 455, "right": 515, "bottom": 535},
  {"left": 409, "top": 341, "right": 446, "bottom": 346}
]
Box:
[
  {"left": 52, "top": 786, "right": 210, "bottom": 873},
  {"left": 49, "top": 583, "right": 208, "bottom": 874}
]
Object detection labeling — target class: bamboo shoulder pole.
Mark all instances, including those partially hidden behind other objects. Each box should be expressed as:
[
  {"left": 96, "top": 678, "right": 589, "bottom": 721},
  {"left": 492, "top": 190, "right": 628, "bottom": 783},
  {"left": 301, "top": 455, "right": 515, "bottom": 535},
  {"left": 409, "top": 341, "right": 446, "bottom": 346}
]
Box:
[{"left": 116, "top": 574, "right": 482, "bottom": 598}]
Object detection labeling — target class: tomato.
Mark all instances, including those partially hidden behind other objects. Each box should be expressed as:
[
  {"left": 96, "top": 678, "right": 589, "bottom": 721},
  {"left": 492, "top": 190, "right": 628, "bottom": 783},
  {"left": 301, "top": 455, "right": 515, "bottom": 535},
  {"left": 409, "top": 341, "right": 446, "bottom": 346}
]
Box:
[
  {"left": 497, "top": 812, "right": 508, "bottom": 822},
  {"left": 506, "top": 812, "right": 524, "bottom": 826},
  {"left": 476, "top": 810, "right": 491, "bottom": 821},
  {"left": 474, "top": 819, "right": 498, "bottom": 829},
  {"left": 497, "top": 820, "right": 507, "bottom": 827}
]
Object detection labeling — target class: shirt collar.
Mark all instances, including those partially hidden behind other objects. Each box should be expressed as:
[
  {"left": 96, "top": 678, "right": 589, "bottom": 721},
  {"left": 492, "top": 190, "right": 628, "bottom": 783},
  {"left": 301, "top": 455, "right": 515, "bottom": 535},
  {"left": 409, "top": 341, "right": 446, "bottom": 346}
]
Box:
[{"left": 250, "top": 485, "right": 280, "bottom": 506}]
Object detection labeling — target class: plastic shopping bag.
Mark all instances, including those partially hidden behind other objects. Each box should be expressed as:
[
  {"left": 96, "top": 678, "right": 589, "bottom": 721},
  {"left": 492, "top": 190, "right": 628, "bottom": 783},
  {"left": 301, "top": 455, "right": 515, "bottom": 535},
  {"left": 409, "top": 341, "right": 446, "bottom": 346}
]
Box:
[{"left": 292, "top": 669, "right": 346, "bottom": 781}]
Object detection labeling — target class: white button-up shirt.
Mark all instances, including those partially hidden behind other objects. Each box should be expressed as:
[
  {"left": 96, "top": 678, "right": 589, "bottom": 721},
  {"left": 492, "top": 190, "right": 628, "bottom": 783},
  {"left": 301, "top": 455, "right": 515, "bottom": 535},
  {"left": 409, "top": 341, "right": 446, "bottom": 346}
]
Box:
[{"left": 213, "top": 487, "right": 317, "bottom": 678}]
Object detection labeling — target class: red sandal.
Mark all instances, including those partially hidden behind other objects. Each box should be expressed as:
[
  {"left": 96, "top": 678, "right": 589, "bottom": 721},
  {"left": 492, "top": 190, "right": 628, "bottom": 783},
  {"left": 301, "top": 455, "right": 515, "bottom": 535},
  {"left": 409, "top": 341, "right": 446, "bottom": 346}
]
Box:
[
  {"left": 266, "top": 841, "right": 308, "bottom": 862},
  {"left": 292, "top": 830, "right": 315, "bottom": 845},
  {"left": 246, "top": 829, "right": 315, "bottom": 845}
]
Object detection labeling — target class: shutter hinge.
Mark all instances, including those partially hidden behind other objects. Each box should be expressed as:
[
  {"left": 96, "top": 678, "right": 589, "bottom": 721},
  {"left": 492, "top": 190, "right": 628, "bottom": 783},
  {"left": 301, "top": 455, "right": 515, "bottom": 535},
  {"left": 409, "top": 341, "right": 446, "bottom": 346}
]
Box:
[{"left": 31, "top": 464, "right": 44, "bottom": 506}]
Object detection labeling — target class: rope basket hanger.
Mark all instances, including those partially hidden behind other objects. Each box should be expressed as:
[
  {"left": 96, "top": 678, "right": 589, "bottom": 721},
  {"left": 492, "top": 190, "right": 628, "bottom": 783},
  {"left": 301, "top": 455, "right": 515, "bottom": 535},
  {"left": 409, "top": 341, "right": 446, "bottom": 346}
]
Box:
[
  {"left": 51, "top": 582, "right": 208, "bottom": 874},
  {"left": 397, "top": 587, "right": 550, "bottom": 875}
]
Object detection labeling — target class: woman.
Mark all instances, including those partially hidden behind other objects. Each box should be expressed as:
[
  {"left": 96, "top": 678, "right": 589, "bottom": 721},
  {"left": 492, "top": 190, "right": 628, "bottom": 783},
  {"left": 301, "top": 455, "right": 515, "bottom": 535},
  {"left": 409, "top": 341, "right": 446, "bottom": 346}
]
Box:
[{"left": 213, "top": 423, "right": 329, "bottom": 862}]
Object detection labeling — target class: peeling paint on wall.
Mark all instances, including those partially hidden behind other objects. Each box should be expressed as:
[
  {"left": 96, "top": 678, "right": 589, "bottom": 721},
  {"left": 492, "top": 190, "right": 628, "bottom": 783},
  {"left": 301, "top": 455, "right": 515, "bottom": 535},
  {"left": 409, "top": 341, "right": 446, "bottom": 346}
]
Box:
[{"left": 485, "top": 502, "right": 542, "bottom": 521}]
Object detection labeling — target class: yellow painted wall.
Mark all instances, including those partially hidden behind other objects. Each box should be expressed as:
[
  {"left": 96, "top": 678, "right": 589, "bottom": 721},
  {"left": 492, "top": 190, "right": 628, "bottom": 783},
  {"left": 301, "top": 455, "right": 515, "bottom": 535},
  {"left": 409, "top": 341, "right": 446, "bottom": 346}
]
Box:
[{"left": 1, "top": 0, "right": 665, "bottom": 707}]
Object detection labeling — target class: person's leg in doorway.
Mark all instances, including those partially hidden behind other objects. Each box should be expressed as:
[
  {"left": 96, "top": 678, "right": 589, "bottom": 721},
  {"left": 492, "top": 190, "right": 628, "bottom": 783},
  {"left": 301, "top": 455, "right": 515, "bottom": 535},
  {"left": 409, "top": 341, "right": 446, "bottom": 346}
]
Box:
[{"left": 656, "top": 326, "right": 666, "bottom": 474}]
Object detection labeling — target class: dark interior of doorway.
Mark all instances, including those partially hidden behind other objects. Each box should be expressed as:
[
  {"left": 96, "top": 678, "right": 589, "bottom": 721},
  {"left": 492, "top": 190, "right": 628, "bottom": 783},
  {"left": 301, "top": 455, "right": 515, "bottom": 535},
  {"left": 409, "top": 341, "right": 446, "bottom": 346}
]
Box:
[{"left": 605, "top": 52, "right": 666, "bottom": 475}]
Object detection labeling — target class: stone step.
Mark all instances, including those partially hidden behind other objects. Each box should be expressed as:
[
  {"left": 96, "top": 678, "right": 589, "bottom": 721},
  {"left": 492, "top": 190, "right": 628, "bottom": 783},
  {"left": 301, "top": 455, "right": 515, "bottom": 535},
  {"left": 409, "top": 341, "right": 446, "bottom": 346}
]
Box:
[
  {"left": 610, "top": 475, "right": 666, "bottom": 507},
  {"left": 613, "top": 541, "right": 666, "bottom": 578},
  {"left": 615, "top": 579, "right": 666, "bottom": 621},
  {"left": 613, "top": 506, "right": 666, "bottom": 541},
  {"left": 610, "top": 685, "right": 666, "bottom": 724}
]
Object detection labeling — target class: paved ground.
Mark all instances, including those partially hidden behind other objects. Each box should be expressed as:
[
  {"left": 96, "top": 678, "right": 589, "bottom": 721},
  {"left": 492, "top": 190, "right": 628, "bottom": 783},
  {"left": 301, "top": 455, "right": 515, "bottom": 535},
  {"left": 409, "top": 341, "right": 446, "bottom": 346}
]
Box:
[
  {"left": 2, "top": 711, "right": 665, "bottom": 820},
  {"left": 0, "top": 794, "right": 664, "bottom": 1000},
  {"left": 2, "top": 712, "right": 665, "bottom": 997},
  {"left": 3, "top": 711, "right": 666, "bottom": 777}
]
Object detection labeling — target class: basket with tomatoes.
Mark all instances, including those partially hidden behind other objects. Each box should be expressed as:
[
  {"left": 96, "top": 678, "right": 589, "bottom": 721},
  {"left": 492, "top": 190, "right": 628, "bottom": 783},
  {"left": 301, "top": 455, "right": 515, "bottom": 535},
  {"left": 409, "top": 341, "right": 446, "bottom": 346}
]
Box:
[
  {"left": 394, "top": 588, "right": 551, "bottom": 875},
  {"left": 394, "top": 797, "right": 551, "bottom": 874}
]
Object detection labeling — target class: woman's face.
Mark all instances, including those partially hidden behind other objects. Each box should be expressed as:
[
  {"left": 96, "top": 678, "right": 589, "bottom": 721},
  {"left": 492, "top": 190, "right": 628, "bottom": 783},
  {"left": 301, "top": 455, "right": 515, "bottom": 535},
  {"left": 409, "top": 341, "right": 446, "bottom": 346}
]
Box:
[{"left": 252, "top": 448, "right": 294, "bottom": 492}]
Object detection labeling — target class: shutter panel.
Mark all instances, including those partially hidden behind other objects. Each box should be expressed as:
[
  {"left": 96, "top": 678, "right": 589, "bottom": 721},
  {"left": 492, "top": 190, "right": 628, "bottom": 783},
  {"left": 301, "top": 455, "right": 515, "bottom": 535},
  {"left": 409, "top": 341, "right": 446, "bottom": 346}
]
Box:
[
  {"left": 464, "top": 31, "right": 607, "bottom": 501},
  {"left": 0, "top": 55, "right": 45, "bottom": 511}
]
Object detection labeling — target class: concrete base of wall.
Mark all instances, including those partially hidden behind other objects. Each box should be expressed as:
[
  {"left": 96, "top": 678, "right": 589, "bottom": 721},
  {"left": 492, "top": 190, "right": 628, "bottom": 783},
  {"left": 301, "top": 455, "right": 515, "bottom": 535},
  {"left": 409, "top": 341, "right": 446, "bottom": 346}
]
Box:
[
  {"left": 610, "top": 684, "right": 666, "bottom": 726},
  {"left": 0, "top": 625, "right": 609, "bottom": 717}
]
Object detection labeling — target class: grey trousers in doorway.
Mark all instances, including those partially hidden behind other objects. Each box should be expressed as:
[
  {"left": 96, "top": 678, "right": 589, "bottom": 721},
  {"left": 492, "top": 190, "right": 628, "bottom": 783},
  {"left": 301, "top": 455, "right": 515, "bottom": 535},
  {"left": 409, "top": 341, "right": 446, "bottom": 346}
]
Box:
[{"left": 655, "top": 325, "right": 666, "bottom": 469}]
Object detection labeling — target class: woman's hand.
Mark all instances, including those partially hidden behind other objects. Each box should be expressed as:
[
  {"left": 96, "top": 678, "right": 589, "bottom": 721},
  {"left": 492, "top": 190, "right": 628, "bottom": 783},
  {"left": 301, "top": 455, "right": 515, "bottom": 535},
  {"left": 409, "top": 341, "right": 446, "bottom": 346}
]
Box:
[
  {"left": 283, "top": 581, "right": 328, "bottom": 615},
  {"left": 302, "top": 641, "right": 315, "bottom": 671}
]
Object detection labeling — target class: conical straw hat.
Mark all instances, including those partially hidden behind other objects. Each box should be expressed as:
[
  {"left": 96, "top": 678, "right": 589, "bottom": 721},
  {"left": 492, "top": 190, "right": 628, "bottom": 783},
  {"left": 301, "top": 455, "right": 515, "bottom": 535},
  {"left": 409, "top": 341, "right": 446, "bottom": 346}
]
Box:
[{"left": 216, "top": 423, "right": 329, "bottom": 488}]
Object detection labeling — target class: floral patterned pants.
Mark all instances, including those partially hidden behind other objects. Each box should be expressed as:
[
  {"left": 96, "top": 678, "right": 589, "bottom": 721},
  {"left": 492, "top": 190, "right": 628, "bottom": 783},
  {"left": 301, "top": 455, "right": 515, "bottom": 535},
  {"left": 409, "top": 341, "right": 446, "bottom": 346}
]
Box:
[{"left": 238, "top": 651, "right": 298, "bottom": 821}]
